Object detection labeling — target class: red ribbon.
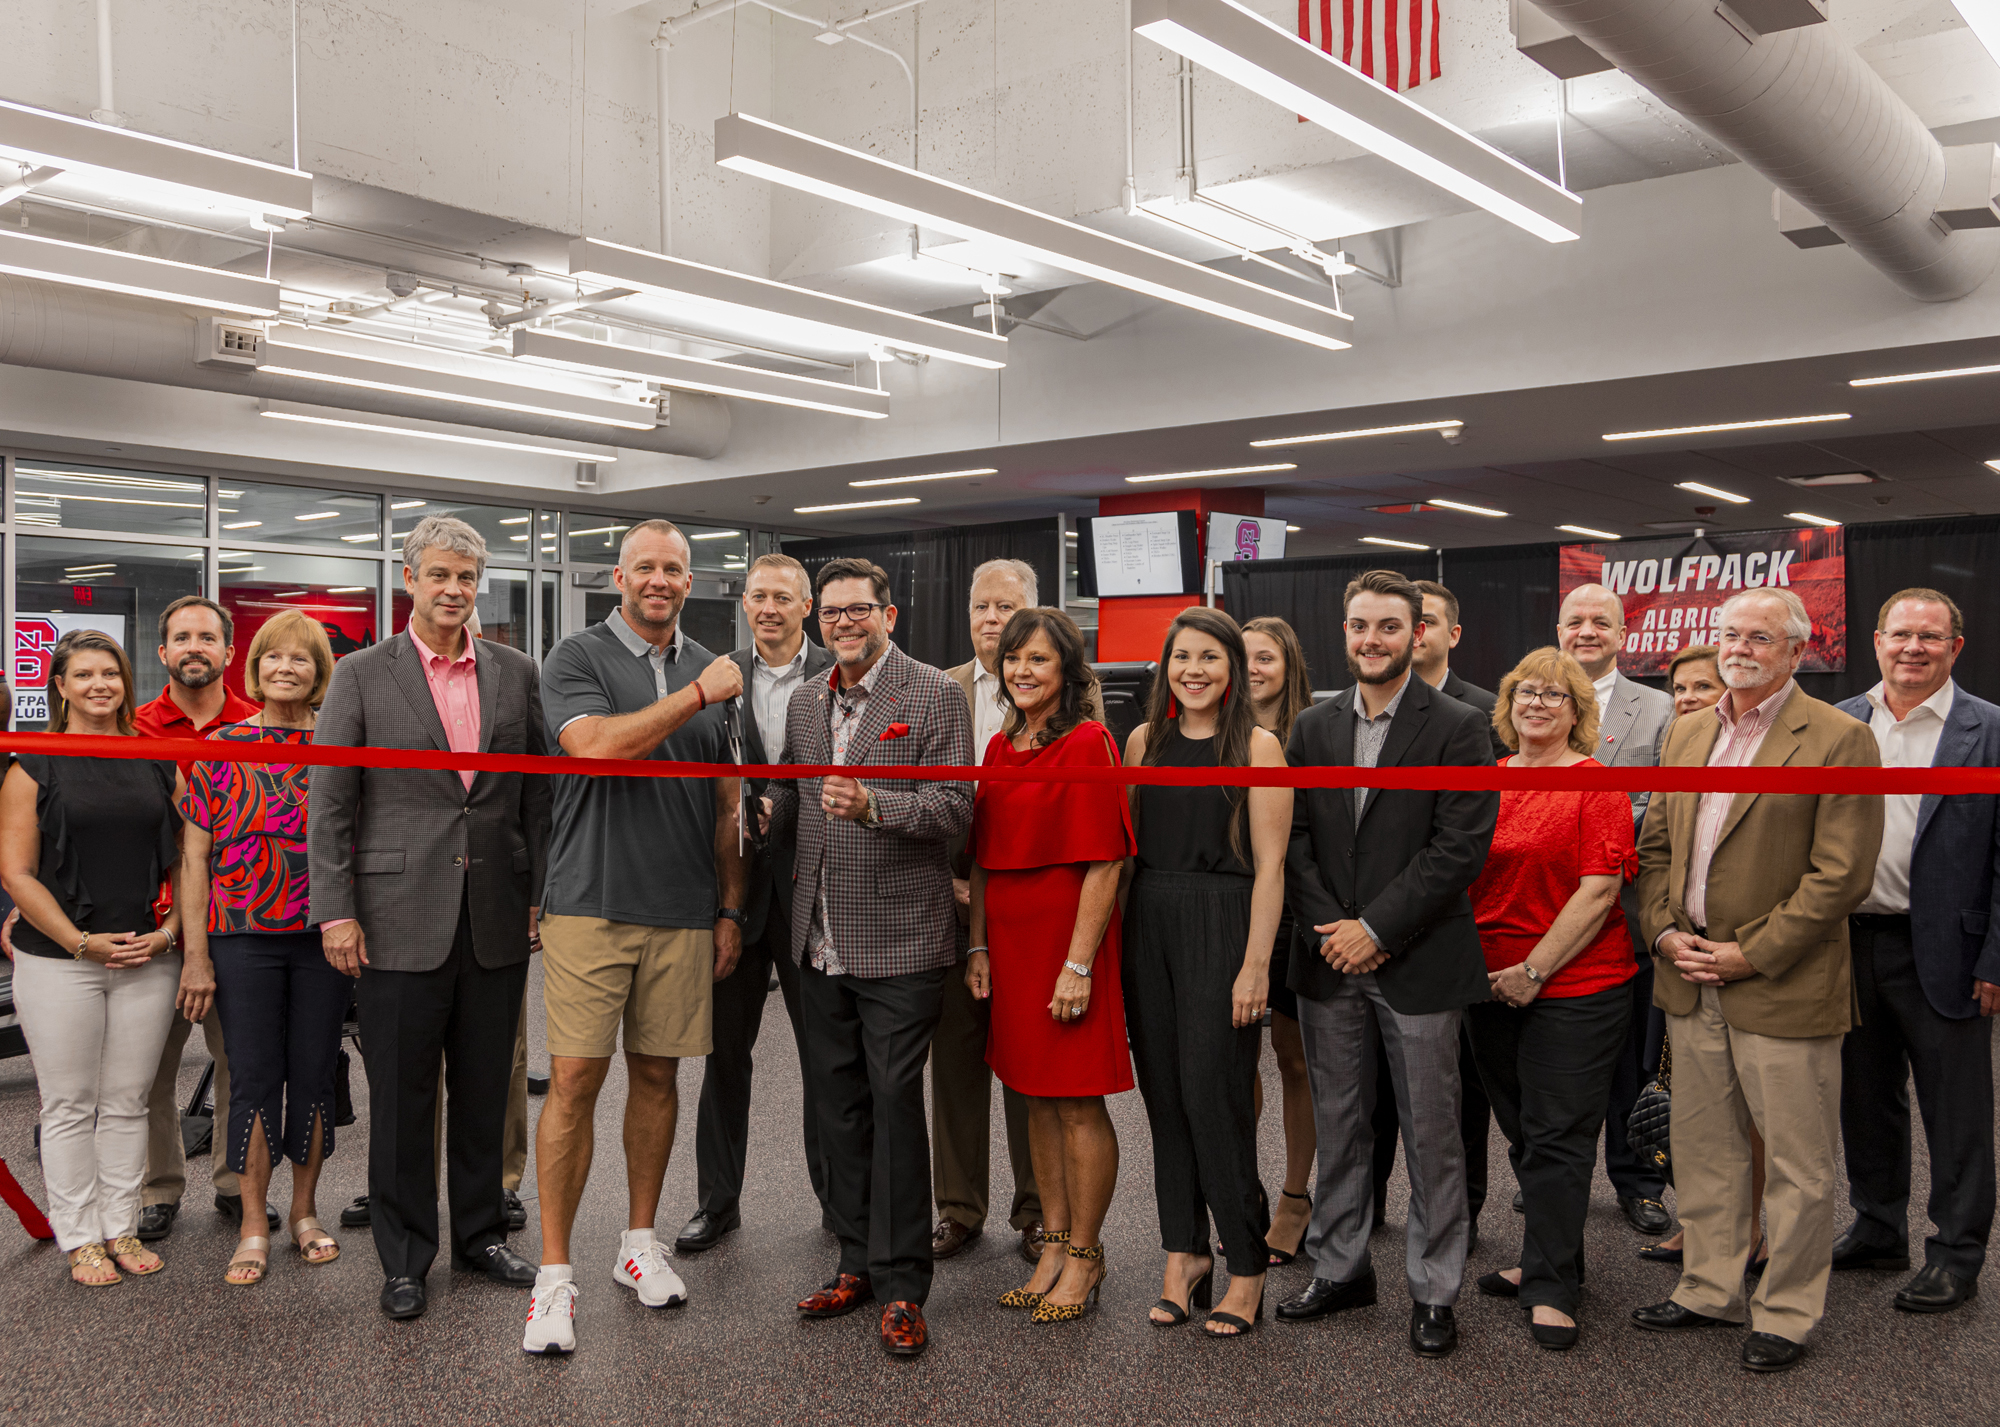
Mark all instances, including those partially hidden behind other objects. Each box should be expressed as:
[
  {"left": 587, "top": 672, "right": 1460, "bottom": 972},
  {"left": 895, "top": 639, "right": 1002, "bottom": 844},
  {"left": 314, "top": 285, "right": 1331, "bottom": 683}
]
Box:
[
  {"left": 0, "top": 730, "right": 1993, "bottom": 794},
  {"left": 0, "top": 1158, "right": 53, "bottom": 1241}
]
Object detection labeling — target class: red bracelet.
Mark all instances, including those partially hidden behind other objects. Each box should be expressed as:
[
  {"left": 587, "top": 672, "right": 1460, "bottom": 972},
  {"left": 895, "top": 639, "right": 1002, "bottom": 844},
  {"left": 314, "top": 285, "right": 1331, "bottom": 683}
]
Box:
[{"left": 694, "top": 683, "right": 708, "bottom": 711}]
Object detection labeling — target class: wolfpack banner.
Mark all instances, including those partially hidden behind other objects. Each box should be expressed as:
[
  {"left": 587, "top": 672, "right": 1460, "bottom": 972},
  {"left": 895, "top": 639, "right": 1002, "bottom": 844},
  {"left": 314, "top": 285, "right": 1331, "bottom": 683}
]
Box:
[{"left": 1557, "top": 527, "right": 1845, "bottom": 677}]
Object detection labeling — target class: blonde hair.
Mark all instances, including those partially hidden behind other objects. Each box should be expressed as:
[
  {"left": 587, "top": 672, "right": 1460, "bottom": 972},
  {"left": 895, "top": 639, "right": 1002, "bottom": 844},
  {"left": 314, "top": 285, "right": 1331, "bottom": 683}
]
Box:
[
  {"left": 244, "top": 610, "right": 336, "bottom": 708},
  {"left": 1494, "top": 646, "right": 1600, "bottom": 757}
]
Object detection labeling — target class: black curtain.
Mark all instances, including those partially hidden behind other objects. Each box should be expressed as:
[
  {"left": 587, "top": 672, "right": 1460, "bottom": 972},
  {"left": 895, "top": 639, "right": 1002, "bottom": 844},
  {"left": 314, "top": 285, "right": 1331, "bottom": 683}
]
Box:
[
  {"left": 786, "top": 516, "right": 1062, "bottom": 670},
  {"left": 1439, "top": 543, "right": 1562, "bottom": 694},
  {"left": 1221, "top": 552, "right": 1434, "bottom": 693}
]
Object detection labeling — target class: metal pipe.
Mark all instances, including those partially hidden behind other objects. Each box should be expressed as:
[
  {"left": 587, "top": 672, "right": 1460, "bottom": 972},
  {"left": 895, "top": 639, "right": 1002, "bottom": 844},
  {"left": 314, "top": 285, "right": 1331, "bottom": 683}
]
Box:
[
  {"left": 1123, "top": 0, "right": 1137, "bottom": 212},
  {"left": 654, "top": 29, "right": 673, "bottom": 253},
  {"left": 91, "top": 0, "right": 123, "bottom": 127},
  {"left": 833, "top": 0, "right": 927, "bottom": 34}
]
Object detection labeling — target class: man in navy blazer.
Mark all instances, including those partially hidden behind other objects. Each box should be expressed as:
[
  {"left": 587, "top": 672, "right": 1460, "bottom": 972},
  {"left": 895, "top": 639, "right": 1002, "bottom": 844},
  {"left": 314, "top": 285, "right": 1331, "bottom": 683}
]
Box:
[{"left": 1835, "top": 587, "right": 2000, "bottom": 1315}]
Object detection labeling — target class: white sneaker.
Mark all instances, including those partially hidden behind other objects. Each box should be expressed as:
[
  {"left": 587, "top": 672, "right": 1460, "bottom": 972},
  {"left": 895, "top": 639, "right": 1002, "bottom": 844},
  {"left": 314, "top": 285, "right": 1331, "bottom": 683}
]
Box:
[
  {"left": 614, "top": 1236, "right": 688, "bottom": 1309},
  {"left": 522, "top": 1276, "right": 578, "bottom": 1355}
]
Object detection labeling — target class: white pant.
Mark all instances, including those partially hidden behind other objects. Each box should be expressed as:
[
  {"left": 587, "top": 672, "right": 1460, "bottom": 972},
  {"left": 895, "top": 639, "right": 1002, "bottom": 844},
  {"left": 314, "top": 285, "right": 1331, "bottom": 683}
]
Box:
[{"left": 13, "top": 952, "right": 180, "bottom": 1251}]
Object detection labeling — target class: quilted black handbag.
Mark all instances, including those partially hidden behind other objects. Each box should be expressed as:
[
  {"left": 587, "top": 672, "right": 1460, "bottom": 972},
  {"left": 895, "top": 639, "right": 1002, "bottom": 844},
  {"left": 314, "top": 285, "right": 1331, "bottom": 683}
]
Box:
[{"left": 1625, "top": 1039, "right": 1673, "bottom": 1187}]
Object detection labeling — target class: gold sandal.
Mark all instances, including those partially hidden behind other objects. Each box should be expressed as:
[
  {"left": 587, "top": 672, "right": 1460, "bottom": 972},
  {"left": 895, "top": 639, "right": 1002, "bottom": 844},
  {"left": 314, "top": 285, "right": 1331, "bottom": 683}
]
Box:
[
  {"left": 69, "top": 1242, "right": 120, "bottom": 1287},
  {"left": 291, "top": 1216, "right": 339, "bottom": 1265},
  {"left": 225, "top": 1236, "right": 270, "bottom": 1286},
  {"left": 999, "top": 1229, "right": 1068, "bottom": 1308},
  {"left": 109, "top": 1236, "right": 164, "bottom": 1277}
]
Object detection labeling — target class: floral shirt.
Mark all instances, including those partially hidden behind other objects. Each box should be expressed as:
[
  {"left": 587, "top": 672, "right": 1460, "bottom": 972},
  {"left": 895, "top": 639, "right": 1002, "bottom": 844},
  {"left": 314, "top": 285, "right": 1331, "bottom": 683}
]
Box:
[{"left": 178, "top": 722, "right": 314, "bottom": 934}]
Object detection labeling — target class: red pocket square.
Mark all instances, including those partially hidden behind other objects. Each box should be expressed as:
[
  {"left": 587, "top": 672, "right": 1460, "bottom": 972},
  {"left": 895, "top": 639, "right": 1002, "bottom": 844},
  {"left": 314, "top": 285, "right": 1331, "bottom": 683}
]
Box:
[{"left": 878, "top": 722, "right": 911, "bottom": 742}]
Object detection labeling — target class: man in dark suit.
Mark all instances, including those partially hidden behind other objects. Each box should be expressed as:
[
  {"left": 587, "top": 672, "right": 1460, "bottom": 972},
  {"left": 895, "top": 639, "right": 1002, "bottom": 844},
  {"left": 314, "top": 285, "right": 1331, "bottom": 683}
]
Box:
[
  {"left": 766, "top": 558, "right": 974, "bottom": 1359},
  {"left": 1835, "top": 588, "right": 2000, "bottom": 1315},
  {"left": 679, "top": 553, "right": 836, "bottom": 1254},
  {"left": 1276, "top": 569, "right": 1499, "bottom": 1359},
  {"left": 309, "top": 515, "right": 551, "bottom": 1321}
]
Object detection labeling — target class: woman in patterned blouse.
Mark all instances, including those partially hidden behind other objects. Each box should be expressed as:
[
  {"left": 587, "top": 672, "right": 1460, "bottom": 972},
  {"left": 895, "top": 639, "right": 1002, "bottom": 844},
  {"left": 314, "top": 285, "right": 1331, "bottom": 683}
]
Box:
[{"left": 179, "top": 609, "right": 342, "bottom": 1285}]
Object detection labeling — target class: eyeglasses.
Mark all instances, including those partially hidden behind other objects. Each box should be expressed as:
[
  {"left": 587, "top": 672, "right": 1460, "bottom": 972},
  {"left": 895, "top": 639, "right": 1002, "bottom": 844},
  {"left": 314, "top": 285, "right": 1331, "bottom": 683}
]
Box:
[
  {"left": 1883, "top": 631, "right": 1953, "bottom": 648},
  {"left": 1720, "top": 630, "right": 1791, "bottom": 649},
  {"left": 1511, "top": 688, "right": 1572, "bottom": 708},
  {"left": 817, "top": 602, "right": 887, "bottom": 624}
]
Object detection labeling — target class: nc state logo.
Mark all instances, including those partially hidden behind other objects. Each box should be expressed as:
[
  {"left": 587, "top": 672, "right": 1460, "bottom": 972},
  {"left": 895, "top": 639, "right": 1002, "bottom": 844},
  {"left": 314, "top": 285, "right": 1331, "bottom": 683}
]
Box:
[{"left": 1234, "top": 520, "right": 1262, "bottom": 561}]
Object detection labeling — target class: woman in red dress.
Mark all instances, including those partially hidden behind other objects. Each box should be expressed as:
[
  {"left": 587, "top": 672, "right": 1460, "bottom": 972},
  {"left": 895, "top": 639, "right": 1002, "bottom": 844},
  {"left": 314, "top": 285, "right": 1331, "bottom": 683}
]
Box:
[
  {"left": 966, "top": 608, "right": 1135, "bottom": 1326},
  {"left": 1464, "top": 647, "right": 1638, "bottom": 1352}
]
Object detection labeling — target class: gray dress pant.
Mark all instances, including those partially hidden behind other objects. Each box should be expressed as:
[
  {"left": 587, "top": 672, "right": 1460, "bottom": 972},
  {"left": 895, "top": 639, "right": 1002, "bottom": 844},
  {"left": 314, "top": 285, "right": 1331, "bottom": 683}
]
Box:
[{"left": 1297, "top": 971, "right": 1469, "bottom": 1306}]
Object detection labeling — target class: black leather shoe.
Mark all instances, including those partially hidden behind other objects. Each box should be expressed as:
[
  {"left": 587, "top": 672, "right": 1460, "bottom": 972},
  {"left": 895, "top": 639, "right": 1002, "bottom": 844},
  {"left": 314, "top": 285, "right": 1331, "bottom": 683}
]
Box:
[
  {"left": 1631, "top": 1300, "right": 1733, "bottom": 1332},
  {"left": 1476, "top": 1271, "right": 1520, "bottom": 1298},
  {"left": 1619, "top": 1197, "right": 1673, "bottom": 1235},
  {"left": 1277, "top": 1271, "right": 1377, "bottom": 1321},
  {"left": 1512, "top": 1190, "right": 1525, "bottom": 1214},
  {"left": 503, "top": 1189, "right": 527, "bottom": 1233},
  {"left": 1530, "top": 1317, "right": 1579, "bottom": 1351},
  {"left": 339, "top": 1195, "right": 371, "bottom": 1229},
  {"left": 136, "top": 1203, "right": 178, "bottom": 1242},
  {"left": 1410, "top": 1304, "right": 1457, "bottom": 1358},
  {"left": 1895, "top": 1264, "right": 1979, "bottom": 1314},
  {"left": 215, "top": 1194, "right": 282, "bottom": 1232},
  {"left": 1742, "top": 1331, "right": 1805, "bottom": 1372},
  {"left": 456, "top": 1242, "right": 537, "bottom": 1284},
  {"left": 380, "top": 1277, "right": 427, "bottom": 1320},
  {"left": 675, "top": 1209, "right": 741, "bottom": 1254},
  {"left": 1831, "top": 1229, "right": 1909, "bottom": 1272}
]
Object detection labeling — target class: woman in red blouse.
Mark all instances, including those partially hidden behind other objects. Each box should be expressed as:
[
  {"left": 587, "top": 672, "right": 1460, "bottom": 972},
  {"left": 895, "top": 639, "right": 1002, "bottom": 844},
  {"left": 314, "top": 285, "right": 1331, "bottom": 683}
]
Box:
[
  {"left": 967, "top": 609, "right": 1135, "bottom": 1326},
  {"left": 1465, "top": 647, "right": 1638, "bottom": 1352}
]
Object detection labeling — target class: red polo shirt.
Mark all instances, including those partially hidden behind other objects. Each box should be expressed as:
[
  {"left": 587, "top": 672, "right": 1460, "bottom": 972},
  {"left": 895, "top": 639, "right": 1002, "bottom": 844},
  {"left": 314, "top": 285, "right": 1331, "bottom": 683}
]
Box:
[{"left": 134, "top": 684, "right": 262, "bottom": 778}]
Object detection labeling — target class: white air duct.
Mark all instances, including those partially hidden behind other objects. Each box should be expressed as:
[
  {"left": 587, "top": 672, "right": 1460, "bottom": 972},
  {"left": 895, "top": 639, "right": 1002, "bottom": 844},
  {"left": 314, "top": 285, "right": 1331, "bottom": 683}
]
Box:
[
  {"left": 0, "top": 276, "right": 730, "bottom": 457},
  {"left": 1527, "top": 0, "right": 1998, "bottom": 301}
]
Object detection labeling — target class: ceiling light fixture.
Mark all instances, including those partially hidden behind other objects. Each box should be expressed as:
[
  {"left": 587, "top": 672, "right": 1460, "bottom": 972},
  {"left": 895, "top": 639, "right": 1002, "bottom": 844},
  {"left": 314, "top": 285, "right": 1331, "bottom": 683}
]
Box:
[
  {"left": 690, "top": 530, "right": 742, "bottom": 539},
  {"left": 1124, "top": 463, "right": 1298, "bottom": 483},
  {"left": 1132, "top": 0, "right": 1581, "bottom": 243},
  {"left": 259, "top": 401, "right": 623, "bottom": 462},
  {"left": 1558, "top": 524, "right": 1621, "bottom": 540},
  {"left": 1285, "top": 524, "right": 1301, "bottom": 532},
  {"left": 1785, "top": 511, "right": 1843, "bottom": 527},
  {"left": 1360, "top": 535, "right": 1430, "bottom": 550},
  {"left": 294, "top": 511, "right": 343, "bottom": 521},
  {"left": 1427, "top": 497, "right": 1508, "bottom": 517},
  {"left": 1674, "top": 480, "right": 1752, "bottom": 504},
  {"left": 0, "top": 228, "right": 282, "bottom": 315},
  {"left": 1251, "top": 419, "right": 1463, "bottom": 447},
  {"left": 712, "top": 114, "right": 1353, "bottom": 351},
  {"left": 510, "top": 328, "right": 889, "bottom": 420},
  {"left": 1850, "top": 362, "right": 2000, "bottom": 387},
  {"left": 1602, "top": 414, "right": 1850, "bottom": 441},
  {"left": 327, "top": 586, "right": 370, "bottom": 593},
  {"left": 339, "top": 532, "right": 379, "bottom": 542},
  {"left": 794, "top": 496, "right": 922, "bottom": 513},
  {"left": 850, "top": 467, "right": 999, "bottom": 488},
  {"left": 221, "top": 520, "right": 262, "bottom": 529},
  {"left": 391, "top": 499, "right": 427, "bottom": 509},
  {"left": 569, "top": 237, "right": 1007, "bottom": 370}
]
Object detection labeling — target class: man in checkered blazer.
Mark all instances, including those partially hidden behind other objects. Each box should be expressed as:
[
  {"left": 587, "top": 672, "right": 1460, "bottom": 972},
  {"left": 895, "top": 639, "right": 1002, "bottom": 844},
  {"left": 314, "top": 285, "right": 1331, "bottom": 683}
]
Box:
[{"left": 765, "top": 557, "right": 974, "bottom": 1359}]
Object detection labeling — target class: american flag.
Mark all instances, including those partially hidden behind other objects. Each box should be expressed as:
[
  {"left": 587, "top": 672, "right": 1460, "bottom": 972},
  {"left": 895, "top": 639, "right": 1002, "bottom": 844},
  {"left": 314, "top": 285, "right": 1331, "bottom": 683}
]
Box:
[{"left": 1299, "top": 0, "right": 1442, "bottom": 94}]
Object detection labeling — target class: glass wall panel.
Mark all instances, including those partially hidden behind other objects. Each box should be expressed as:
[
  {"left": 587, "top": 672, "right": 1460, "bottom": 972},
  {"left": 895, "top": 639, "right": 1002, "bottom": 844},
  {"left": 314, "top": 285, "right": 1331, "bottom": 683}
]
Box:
[
  {"left": 684, "top": 522, "right": 748, "bottom": 574},
  {"left": 226, "top": 480, "right": 382, "bottom": 549},
  {"left": 566, "top": 514, "right": 633, "bottom": 565},
  {"left": 539, "top": 571, "right": 559, "bottom": 662},
  {"left": 390, "top": 567, "right": 529, "bottom": 652},
  {"left": 389, "top": 497, "right": 532, "bottom": 565},
  {"left": 537, "top": 511, "right": 561, "bottom": 564},
  {"left": 218, "top": 551, "right": 381, "bottom": 698},
  {"left": 14, "top": 462, "right": 208, "bottom": 538},
  {"left": 14, "top": 539, "right": 205, "bottom": 725}
]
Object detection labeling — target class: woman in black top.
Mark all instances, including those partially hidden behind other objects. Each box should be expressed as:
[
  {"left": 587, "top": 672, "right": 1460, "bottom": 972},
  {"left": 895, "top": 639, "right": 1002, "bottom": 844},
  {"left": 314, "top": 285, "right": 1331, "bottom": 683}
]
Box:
[
  {"left": 0, "top": 631, "right": 184, "bottom": 1286},
  {"left": 1122, "top": 607, "right": 1292, "bottom": 1337}
]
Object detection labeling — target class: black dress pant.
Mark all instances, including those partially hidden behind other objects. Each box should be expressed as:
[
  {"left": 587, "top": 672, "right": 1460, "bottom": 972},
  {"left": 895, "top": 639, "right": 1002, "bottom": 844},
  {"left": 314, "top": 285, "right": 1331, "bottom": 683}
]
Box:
[
  {"left": 356, "top": 898, "right": 527, "bottom": 1282},
  {"left": 1842, "top": 917, "right": 1996, "bottom": 1278},
  {"left": 1466, "top": 981, "right": 1631, "bottom": 1316},
  {"left": 1124, "top": 871, "right": 1268, "bottom": 1277},
  {"left": 800, "top": 961, "right": 946, "bottom": 1305},
  {"left": 1373, "top": 1026, "right": 1491, "bottom": 1228},
  {"left": 1602, "top": 959, "right": 1669, "bottom": 1201},
  {"left": 694, "top": 927, "right": 828, "bottom": 1221}
]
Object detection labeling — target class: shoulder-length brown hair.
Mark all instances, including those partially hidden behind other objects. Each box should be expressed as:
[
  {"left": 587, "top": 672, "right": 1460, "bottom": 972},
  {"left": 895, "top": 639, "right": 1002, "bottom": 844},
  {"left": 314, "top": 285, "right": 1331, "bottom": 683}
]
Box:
[
  {"left": 244, "top": 609, "right": 337, "bottom": 709},
  {"left": 1139, "top": 607, "right": 1258, "bottom": 863},
  {"left": 49, "top": 629, "right": 138, "bottom": 735},
  {"left": 996, "top": 607, "right": 1095, "bottom": 747},
  {"left": 1242, "top": 615, "right": 1312, "bottom": 744},
  {"left": 1493, "top": 646, "right": 1599, "bottom": 756}
]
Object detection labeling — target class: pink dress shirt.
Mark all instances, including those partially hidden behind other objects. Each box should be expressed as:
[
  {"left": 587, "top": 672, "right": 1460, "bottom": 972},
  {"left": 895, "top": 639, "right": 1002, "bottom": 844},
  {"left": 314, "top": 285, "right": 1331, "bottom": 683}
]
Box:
[
  {"left": 410, "top": 625, "right": 481, "bottom": 791},
  {"left": 1683, "top": 678, "right": 1796, "bottom": 931}
]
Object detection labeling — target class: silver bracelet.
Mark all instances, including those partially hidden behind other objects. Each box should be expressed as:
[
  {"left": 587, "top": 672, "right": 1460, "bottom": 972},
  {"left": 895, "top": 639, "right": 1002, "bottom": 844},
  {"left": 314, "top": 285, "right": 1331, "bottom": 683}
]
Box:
[
  {"left": 1063, "top": 959, "right": 1092, "bottom": 979},
  {"left": 1521, "top": 962, "right": 1544, "bottom": 985},
  {"left": 966, "top": 944, "right": 989, "bottom": 957}
]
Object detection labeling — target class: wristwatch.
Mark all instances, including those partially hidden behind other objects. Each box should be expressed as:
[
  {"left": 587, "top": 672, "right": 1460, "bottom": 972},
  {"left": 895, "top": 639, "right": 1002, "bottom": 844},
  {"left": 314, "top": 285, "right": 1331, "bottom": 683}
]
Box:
[
  {"left": 716, "top": 908, "right": 746, "bottom": 926},
  {"left": 1521, "top": 962, "right": 1544, "bottom": 985}
]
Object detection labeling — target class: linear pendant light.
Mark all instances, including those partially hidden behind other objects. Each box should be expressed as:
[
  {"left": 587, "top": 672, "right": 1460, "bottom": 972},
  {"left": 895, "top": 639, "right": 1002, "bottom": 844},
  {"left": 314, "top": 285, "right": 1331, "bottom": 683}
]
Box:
[
  {"left": 713, "top": 114, "right": 1354, "bottom": 351},
  {"left": 0, "top": 97, "right": 313, "bottom": 220},
  {"left": 510, "top": 328, "right": 889, "bottom": 420},
  {"left": 0, "top": 228, "right": 282, "bottom": 315},
  {"left": 257, "top": 401, "right": 621, "bottom": 462},
  {"left": 1132, "top": 0, "right": 1581, "bottom": 244},
  {"left": 568, "top": 237, "right": 1006, "bottom": 370}
]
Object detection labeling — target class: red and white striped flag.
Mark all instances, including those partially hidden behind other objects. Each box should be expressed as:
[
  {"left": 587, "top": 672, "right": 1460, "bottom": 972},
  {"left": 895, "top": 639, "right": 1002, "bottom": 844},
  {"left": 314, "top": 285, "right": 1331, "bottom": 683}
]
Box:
[{"left": 1298, "top": 0, "right": 1442, "bottom": 94}]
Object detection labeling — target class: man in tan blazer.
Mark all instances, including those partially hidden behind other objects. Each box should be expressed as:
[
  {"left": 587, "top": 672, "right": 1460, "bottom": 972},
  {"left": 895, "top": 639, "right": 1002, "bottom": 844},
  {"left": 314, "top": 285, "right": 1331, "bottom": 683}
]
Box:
[{"left": 1630, "top": 587, "right": 1882, "bottom": 1374}]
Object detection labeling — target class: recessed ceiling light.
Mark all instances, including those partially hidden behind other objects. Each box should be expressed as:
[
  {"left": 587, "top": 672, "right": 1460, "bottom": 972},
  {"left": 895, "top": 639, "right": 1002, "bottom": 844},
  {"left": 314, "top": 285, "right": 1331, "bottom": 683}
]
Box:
[
  {"left": 1602, "top": 414, "right": 1849, "bottom": 441},
  {"left": 1125, "top": 463, "right": 1297, "bottom": 483},
  {"left": 1782, "top": 471, "right": 1876, "bottom": 487},
  {"left": 1285, "top": 524, "right": 1301, "bottom": 532},
  {"left": 1785, "top": 511, "right": 1843, "bottom": 527},
  {"left": 1427, "top": 497, "right": 1507, "bottom": 518},
  {"left": 340, "top": 533, "right": 379, "bottom": 542},
  {"left": 327, "top": 586, "right": 370, "bottom": 593},
  {"left": 499, "top": 516, "right": 531, "bottom": 525},
  {"left": 1251, "top": 420, "right": 1463, "bottom": 448},
  {"left": 391, "top": 499, "right": 428, "bottom": 509},
  {"left": 1850, "top": 364, "right": 2000, "bottom": 387},
  {"left": 222, "top": 520, "right": 262, "bottom": 529},
  {"left": 1674, "top": 480, "right": 1752, "bottom": 504},
  {"left": 691, "top": 530, "right": 743, "bottom": 539},
  {"left": 1360, "top": 535, "right": 1430, "bottom": 550},
  {"left": 794, "top": 497, "right": 922, "bottom": 513},
  {"left": 1558, "top": 524, "right": 1621, "bottom": 540},
  {"left": 295, "top": 511, "right": 343, "bottom": 521},
  {"left": 850, "top": 467, "right": 998, "bottom": 488}
]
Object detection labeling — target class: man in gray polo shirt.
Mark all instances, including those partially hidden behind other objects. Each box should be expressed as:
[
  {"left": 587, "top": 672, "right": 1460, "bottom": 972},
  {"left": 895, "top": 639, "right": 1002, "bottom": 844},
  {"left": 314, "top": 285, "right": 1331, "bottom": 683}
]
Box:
[{"left": 521, "top": 518, "right": 745, "bottom": 1356}]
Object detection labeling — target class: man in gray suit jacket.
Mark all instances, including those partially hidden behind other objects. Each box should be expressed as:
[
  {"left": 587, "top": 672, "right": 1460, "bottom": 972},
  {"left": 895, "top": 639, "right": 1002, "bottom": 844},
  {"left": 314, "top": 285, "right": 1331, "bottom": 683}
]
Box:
[
  {"left": 1558, "top": 583, "right": 1676, "bottom": 1235},
  {"left": 310, "top": 515, "right": 551, "bottom": 1321}
]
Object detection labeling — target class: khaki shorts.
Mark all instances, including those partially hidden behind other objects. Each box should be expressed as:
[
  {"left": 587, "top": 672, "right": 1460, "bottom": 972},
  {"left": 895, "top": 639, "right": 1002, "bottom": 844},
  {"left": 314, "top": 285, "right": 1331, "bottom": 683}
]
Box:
[{"left": 541, "top": 916, "right": 714, "bottom": 1060}]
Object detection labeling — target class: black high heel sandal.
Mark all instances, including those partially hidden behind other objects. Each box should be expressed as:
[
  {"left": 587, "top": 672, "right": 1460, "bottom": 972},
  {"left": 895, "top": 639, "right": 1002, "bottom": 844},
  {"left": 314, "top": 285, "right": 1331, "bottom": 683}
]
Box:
[
  {"left": 1150, "top": 1259, "right": 1215, "bottom": 1327},
  {"left": 1266, "top": 1189, "right": 1312, "bottom": 1267},
  {"left": 1204, "top": 1280, "right": 1266, "bottom": 1339}
]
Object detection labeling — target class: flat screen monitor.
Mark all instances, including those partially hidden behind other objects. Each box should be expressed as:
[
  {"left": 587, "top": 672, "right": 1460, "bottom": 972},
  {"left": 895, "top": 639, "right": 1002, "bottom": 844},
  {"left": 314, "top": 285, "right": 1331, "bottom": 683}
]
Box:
[{"left": 1076, "top": 510, "right": 1203, "bottom": 598}]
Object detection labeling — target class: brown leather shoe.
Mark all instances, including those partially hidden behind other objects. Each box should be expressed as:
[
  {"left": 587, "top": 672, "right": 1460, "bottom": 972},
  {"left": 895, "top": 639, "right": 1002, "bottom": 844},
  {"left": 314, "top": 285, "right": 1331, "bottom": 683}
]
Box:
[
  {"left": 1017, "top": 1221, "right": 1047, "bottom": 1266},
  {"left": 797, "top": 1273, "right": 872, "bottom": 1318},
  {"left": 881, "top": 1300, "right": 929, "bottom": 1357},
  {"left": 932, "top": 1218, "right": 980, "bottom": 1260}
]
